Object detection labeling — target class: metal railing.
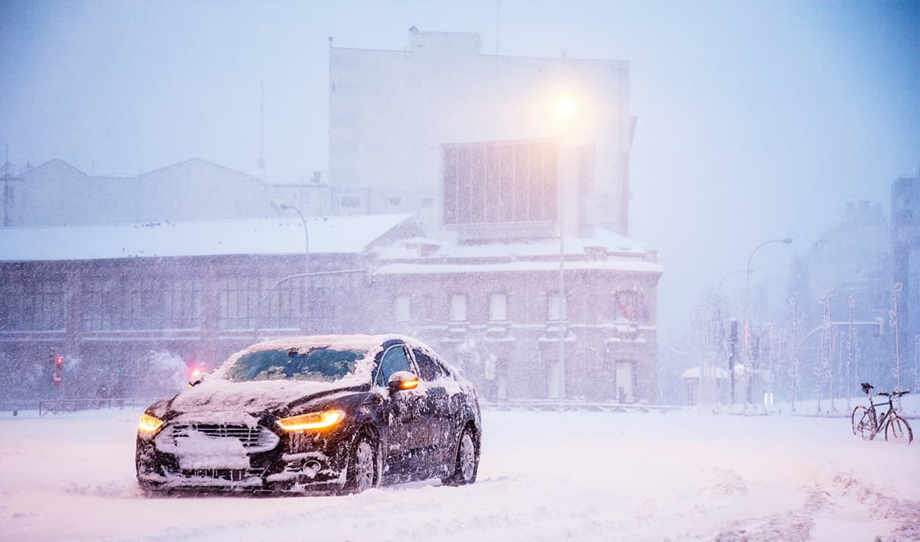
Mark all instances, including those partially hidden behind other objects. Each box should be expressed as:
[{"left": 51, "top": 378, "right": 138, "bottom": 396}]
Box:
[
  {"left": 18, "top": 399, "right": 151, "bottom": 416},
  {"left": 480, "top": 400, "right": 681, "bottom": 413},
  {"left": 40, "top": 398, "right": 152, "bottom": 416}
]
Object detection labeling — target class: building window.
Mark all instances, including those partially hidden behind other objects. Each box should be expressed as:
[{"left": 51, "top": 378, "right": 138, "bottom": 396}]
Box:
[
  {"left": 308, "top": 273, "right": 347, "bottom": 333},
  {"left": 218, "top": 276, "right": 304, "bottom": 331},
  {"left": 442, "top": 139, "right": 558, "bottom": 226},
  {"left": 341, "top": 196, "right": 361, "bottom": 208},
  {"left": 388, "top": 196, "right": 402, "bottom": 207},
  {"left": 615, "top": 290, "right": 638, "bottom": 321},
  {"left": 217, "top": 277, "right": 260, "bottom": 330},
  {"left": 81, "top": 277, "right": 199, "bottom": 332},
  {"left": 85, "top": 278, "right": 128, "bottom": 331},
  {"left": 84, "top": 277, "right": 161, "bottom": 331},
  {"left": 449, "top": 294, "right": 467, "bottom": 322},
  {"left": 395, "top": 295, "right": 411, "bottom": 322},
  {"left": 547, "top": 291, "right": 566, "bottom": 321},
  {"left": 413, "top": 293, "right": 433, "bottom": 322},
  {"left": 125, "top": 278, "right": 167, "bottom": 330},
  {"left": 165, "top": 279, "right": 202, "bottom": 329},
  {"left": 0, "top": 277, "right": 65, "bottom": 331},
  {"left": 262, "top": 278, "right": 303, "bottom": 330},
  {"left": 489, "top": 293, "right": 508, "bottom": 322}
]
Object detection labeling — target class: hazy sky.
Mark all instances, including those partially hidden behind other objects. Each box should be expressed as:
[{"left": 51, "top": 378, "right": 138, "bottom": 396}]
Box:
[{"left": 1, "top": 0, "right": 918, "bottom": 341}]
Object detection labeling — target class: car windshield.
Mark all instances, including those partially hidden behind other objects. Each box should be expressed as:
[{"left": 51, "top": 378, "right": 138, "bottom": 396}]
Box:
[{"left": 225, "top": 346, "right": 368, "bottom": 383}]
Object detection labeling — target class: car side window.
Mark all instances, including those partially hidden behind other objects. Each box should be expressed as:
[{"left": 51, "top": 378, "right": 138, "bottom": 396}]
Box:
[
  {"left": 413, "top": 348, "right": 449, "bottom": 381},
  {"left": 375, "top": 345, "right": 412, "bottom": 387},
  {"left": 433, "top": 359, "right": 455, "bottom": 381}
]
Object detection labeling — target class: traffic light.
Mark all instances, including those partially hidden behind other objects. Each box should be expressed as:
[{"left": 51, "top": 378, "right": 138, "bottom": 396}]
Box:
[{"left": 55, "top": 356, "right": 64, "bottom": 367}]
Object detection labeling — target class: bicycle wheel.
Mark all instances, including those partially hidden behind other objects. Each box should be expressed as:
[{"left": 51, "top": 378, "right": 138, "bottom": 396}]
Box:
[
  {"left": 852, "top": 406, "right": 876, "bottom": 440},
  {"left": 885, "top": 415, "right": 913, "bottom": 445}
]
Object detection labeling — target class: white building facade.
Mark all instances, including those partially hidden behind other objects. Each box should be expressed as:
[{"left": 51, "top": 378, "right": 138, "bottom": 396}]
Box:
[{"left": 329, "top": 30, "right": 637, "bottom": 235}]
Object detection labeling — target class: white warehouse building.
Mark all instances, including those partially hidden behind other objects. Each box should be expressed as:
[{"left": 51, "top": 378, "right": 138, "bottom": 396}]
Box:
[{"left": 328, "top": 29, "right": 637, "bottom": 237}]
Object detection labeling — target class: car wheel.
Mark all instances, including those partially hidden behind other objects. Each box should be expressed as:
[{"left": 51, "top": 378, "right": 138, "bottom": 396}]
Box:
[
  {"left": 137, "top": 480, "right": 162, "bottom": 496},
  {"left": 443, "top": 426, "right": 478, "bottom": 486},
  {"left": 346, "top": 431, "right": 377, "bottom": 493}
]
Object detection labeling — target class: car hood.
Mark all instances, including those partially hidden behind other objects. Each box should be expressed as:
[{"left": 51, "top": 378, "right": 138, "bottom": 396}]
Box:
[{"left": 167, "top": 379, "right": 363, "bottom": 414}]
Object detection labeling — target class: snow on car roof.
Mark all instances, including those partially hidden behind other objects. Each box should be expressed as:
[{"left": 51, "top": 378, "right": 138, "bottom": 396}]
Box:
[
  {"left": 211, "top": 333, "right": 428, "bottom": 382},
  {"left": 167, "top": 334, "right": 429, "bottom": 414},
  {"left": 0, "top": 215, "right": 412, "bottom": 262}
]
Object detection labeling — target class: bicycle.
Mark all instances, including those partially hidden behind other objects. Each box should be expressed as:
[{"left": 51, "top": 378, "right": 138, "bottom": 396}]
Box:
[{"left": 851, "top": 382, "right": 913, "bottom": 444}]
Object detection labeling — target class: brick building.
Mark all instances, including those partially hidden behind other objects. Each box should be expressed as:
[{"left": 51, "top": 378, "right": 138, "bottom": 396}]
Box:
[
  {"left": 0, "top": 213, "right": 661, "bottom": 403},
  {"left": 0, "top": 215, "right": 413, "bottom": 399}
]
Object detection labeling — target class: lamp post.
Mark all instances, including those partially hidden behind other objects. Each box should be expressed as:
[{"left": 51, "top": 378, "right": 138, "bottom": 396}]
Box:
[
  {"left": 557, "top": 189, "right": 566, "bottom": 400},
  {"left": 743, "top": 237, "right": 792, "bottom": 405},
  {"left": 553, "top": 96, "right": 576, "bottom": 400},
  {"left": 718, "top": 268, "right": 753, "bottom": 292},
  {"left": 280, "top": 204, "right": 309, "bottom": 329}
]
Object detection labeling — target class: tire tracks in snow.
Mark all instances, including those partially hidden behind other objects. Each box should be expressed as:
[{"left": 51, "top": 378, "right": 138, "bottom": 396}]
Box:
[{"left": 710, "top": 470, "right": 920, "bottom": 542}]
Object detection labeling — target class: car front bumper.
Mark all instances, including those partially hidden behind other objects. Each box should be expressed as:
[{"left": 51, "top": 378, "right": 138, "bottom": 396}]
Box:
[{"left": 136, "top": 417, "right": 351, "bottom": 493}]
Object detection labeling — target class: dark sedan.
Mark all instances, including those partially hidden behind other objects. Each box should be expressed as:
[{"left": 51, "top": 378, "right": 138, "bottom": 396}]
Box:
[{"left": 136, "top": 334, "right": 481, "bottom": 494}]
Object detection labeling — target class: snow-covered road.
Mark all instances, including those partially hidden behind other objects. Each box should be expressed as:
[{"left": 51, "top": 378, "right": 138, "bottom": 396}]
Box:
[{"left": 1, "top": 406, "right": 918, "bottom": 541}]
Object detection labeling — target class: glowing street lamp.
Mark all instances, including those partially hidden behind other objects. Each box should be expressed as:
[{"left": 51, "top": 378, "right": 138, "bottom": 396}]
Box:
[
  {"left": 555, "top": 97, "right": 576, "bottom": 120},
  {"left": 552, "top": 95, "right": 577, "bottom": 400}
]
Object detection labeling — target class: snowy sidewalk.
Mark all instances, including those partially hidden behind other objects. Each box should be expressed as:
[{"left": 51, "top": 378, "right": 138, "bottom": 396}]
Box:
[{"left": 1, "top": 408, "right": 918, "bottom": 541}]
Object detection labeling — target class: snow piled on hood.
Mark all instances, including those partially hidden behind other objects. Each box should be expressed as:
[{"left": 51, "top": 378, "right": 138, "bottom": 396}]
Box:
[{"left": 169, "top": 334, "right": 410, "bottom": 413}]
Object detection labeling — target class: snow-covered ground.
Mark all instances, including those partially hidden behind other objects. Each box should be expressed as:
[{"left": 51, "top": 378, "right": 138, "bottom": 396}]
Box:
[{"left": 1, "top": 403, "right": 918, "bottom": 542}]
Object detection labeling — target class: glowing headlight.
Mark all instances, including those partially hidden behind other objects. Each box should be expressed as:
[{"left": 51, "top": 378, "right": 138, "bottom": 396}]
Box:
[
  {"left": 138, "top": 413, "right": 164, "bottom": 433},
  {"left": 276, "top": 410, "right": 345, "bottom": 431}
]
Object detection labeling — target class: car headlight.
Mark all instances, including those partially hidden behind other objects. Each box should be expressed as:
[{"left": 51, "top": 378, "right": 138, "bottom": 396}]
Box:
[
  {"left": 276, "top": 410, "right": 345, "bottom": 431},
  {"left": 138, "top": 413, "right": 165, "bottom": 433}
]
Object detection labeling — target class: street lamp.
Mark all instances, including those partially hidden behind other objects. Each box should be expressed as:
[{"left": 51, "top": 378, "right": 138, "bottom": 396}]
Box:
[
  {"left": 718, "top": 268, "right": 753, "bottom": 292},
  {"left": 280, "top": 203, "right": 310, "bottom": 330},
  {"left": 744, "top": 238, "right": 792, "bottom": 327},
  {"left": 555, "top": 97, "right": 576, "bottom": 119},
  {"left": 553, "top": 95, "right": 578, "bottom": 400},
  {"left": 743, "top": 237, "right": 792, "bottom": 405}
]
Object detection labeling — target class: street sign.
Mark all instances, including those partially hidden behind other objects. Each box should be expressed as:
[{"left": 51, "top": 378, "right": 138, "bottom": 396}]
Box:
[{"left": 53, "top": 369, "right": 63, "bottom": 387}]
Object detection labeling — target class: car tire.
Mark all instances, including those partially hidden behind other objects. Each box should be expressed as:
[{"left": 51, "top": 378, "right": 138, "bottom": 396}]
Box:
[
  {"left": 345, "top": 430, "right": 378, "bottom": 494},
  {"left": 443, "top": 426, "right": 478, "bottom": 486},
  {"left": 137, "top": 479, "right": 164, "bottom": 497}
]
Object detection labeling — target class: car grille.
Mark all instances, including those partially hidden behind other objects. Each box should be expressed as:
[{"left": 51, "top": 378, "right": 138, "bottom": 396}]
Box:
[
  {"left": 179, "top": 468, "right": 262, "bottom": 482},
  {"left": 169, "top": 423, "right": 267, "bottom": 448}
]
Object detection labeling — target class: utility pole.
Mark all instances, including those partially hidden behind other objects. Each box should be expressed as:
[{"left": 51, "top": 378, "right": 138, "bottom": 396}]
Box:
[
  {"left": 495, "top": 0, "right": 501, "bottom": 55},
  {"left": 3, "top": 144, "right": 10, "bottom": 227},
  {"left": 846, "top": 295, "right": 855, "bottom": 412},
  {"left": 816, "top": 290, "right": 833, "bottom": 413},
  {"left": 789, "top": 293, "right": 800, "bottom": 412},
  {"left": 892, "top": 283, "right": 903, "bottom": 392},
  {"left": 729, "top": 318, "right": 738, "bottom": 405},
  {"left": 258, "top": 82, "right": 266, "bottom": 171}
]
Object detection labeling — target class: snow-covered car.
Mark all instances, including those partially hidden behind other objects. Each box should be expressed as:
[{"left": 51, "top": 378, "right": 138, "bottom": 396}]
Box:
[{"left": 135, "top": 334, "right": 481, "bottom": 494}]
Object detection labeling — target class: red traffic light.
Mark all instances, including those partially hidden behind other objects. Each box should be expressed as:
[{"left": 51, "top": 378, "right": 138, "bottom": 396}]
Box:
[{"left": 54, "top": 356, "right": 64, "bottom": 366}]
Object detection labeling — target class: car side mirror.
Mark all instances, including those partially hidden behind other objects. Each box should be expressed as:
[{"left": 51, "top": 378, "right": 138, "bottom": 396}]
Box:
[
  {"left": 388, "top": 371, "right": 419, "bottom": 394},
  {"left": 189, "top": 374, "right": 205, "bottom": 388}
]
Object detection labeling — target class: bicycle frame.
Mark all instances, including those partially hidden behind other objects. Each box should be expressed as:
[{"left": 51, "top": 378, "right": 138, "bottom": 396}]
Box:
[
  {"left": 853, "top": 385, "right": 913, "bottom": 444},
  {"left": 865, "top": 395, "right": 892, "bottom": 435}
]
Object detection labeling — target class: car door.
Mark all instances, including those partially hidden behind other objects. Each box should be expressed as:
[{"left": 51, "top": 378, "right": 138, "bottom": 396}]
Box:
[
  {"left": 411, "top": 346, "right": 452, "bottom": 472},
  {"left": 376, "top": 343, "right": 427, "bottom": 479}
]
